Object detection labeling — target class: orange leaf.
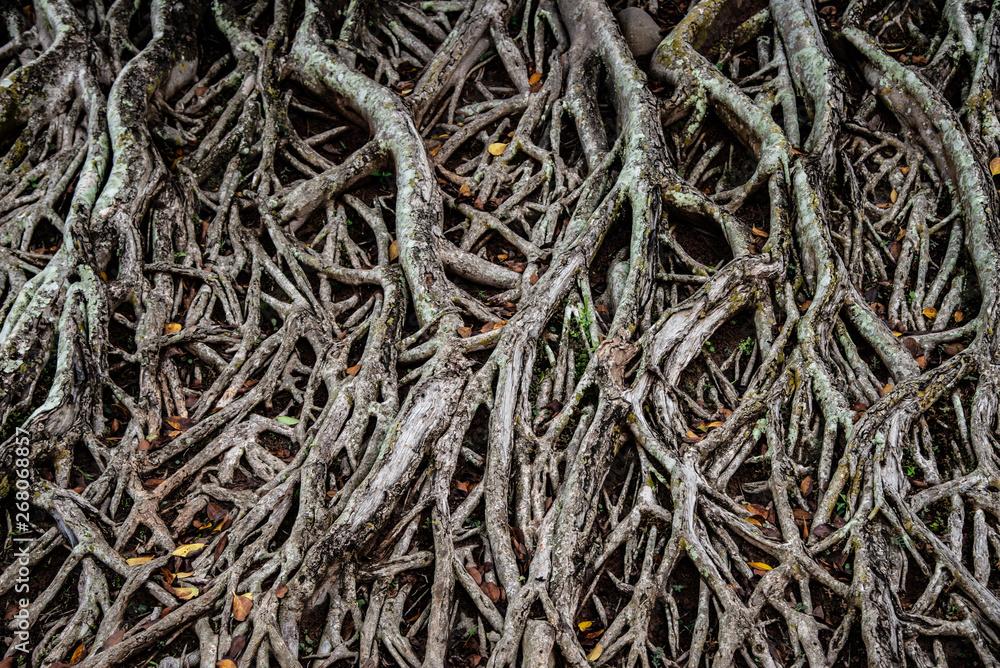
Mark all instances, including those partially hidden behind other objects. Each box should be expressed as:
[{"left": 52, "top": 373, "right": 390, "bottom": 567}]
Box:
[
  {"left": 751, "top": 226, "right": 769, "bottom": 238},
  {"left": 70, "top": 643, "right": 88, "bottom": 664},
  {"left": 388, "top": 239, "right": 399, "bottom": 261},
  {"left": 217, "top": 661, "right": 238, "bottom": 668},
  {"left": 922, "top": 307, "right": 937, "bottom": 318},
  {"left": 954, "top": 311, "right": 964, "bottom": 322},
  {"left": 165, "top": 323, "right": 182, "bottom": 334},
  {"left": 346, "top": 364, "right": 361, "bottom": 376},
  {"left": 529, "top": 72, "right": 542, "bottom": 85},
  {"left": 991, "top": 157, "right": 1000, "bottom": 176},
  {"left": 232, "top": 593, "right": 253, "bottom": 621},
  {"left": 900, "top": 166, "right": 910, "bottom": 175}
]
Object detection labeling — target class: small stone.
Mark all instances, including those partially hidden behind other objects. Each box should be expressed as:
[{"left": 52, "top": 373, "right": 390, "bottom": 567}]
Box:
[{"left": 616, "top": 7, "right": 662, "bottom": 59}]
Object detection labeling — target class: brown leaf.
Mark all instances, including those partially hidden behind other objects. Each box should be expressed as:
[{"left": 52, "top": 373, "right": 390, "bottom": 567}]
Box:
[
  {"left": 103, "top": 628, "right": 126, "bottom": 650},
  {"left": 480, "top": 581, "right": 502, "bottom": 602},
  {"left": 481, "top": 321, "right": 495, "bottom": 334},
  {"left": 206, "top": 501, "right": 226, "bottom": 522},
  {"left": 214, "top": 533, "right": 229, "bottom": 560},
  {"left": 229, "top": 635, "right": 247, "bottom": 658},
  {"left": 888, "top": 241, "right": 901, "bottom": 260},
  {"left": 915, "top": 354, "right": 928, "bottom": 370},
  {"left": 137, "top": 439, "right": 152, "bottom": 451},
  {"left": 942, "top": 343, "right": 965, "bottom": 356},
  {"left": 166, "top": 415, "right": 197, "bottom": 431},
  {"left": 161, "top": 568, "right": 175, "bottom": 584},
  {"left": 458, "top": 183, "right": 472, "bottom": 198},
  {"left": 143, "top": 478, "right": 165, "bottom": 489},
  {"left": 275, "top": 583, "right": 288, "bottom": 599},
  {"left": 458, "top": 326, "right": 472, "bottom": 338},
  {"left": 800, "top": 476, "right": 814, "bottom": 497},
  {"left": 901, "top": 337, "right": 923, "bottom": 358},
  {"left": 811, "top": 523, "right": 834, "bottom": 539},
  {"left": 792, "top": 508, "right": 813, "bottom": 520},
  {"left": 388, "top": 239, "right": 399, "bottom": 261},
  {"left": 466, "top": 566, "right": 483, "bottom": 585},
  {"left": 232, "top": 593, "right": 253, "bottom": 621},
  {"left": 345, "top": 364, "right": 361, "bottom": 376},
  {"left": 991, "top": 157, "right": 1000, "bottom": 176}
]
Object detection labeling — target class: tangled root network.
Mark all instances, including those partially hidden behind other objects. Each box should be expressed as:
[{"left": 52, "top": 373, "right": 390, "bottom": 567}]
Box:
[{"left": 2, "top": 0, "right": 1000, "bottom": 665}]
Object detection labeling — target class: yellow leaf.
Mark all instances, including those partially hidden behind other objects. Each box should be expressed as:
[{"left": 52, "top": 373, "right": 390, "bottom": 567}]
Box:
[
  {"left": 990, "top": 157, "right": 1000, "bottom": 176},
  {"left": 497, "top": 254, "right": 508, "bottom": 261},
  {"left": 578, "top": 621, "right": 592, "bottom": 631},
  {"left": 890, "top": 189, "right": 898, "bottom": 203},
  {"left": 529, "top": 72, "right": 542, "bottom": 85},
  {"left": 165, "top": 323, "right": 182, "bottom": 334},
  {"left": 233, "top": 592, "right": 254, "bottom": 621},
  {"left": 587, "top": 644, "right": 603, "bottom": 661},
  {"left": 389, "top": 239, "right": 399, "bottom": 261},
  {"left": 345, "top": 364, "right": 361, "bottom": 376},
  {"left": 707, "top": 421, "right": 724, "bottom": 428},
  {"left": 882, "top": 383, "right": 894, "bottom": 394},
  {"left": 171, "top": 543, "right": 205, "bottom": 557},
  {"left": 429, "top": 145, "right": 441, "bottom": 157},
  {"left": 174, "top": 571, "right": 194, "bottom": 579},
  {"left": 217, "top": 661, "right": 238, "bottom": 668},
  {"left": 488, "top": 142, "right": 508, "bottom": 156},
  {"left": 954, "top": 311, "right": 964, "bottom": 322},
  {"left": 172, "top": 586, "right": 199, "bottom": 600},
  {"left": 126, "top": 556, "right": 153, "bottom": 566},
  {"left": 922, "top": 307, "right": 937, "bottom": 318},
  {"left": 459, "top": 183, "right": 472, "bottom": 198},
  {"left": 751, "top": 226, "right": 769, "bottom": 238},
  {"left": 896, "top": 227, "right": 906, "bottom": 241},
  {"left": 746, "top": 517, "right": 762, "bottom": 526},
  {"left": 747, "top": 562, "right": 772, "bottom": 571}
]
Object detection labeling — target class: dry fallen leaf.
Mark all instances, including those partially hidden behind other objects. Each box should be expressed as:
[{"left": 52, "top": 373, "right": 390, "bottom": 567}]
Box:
[
  {"left": 529, "top": 72, "right": 542, "bottom": 85},
  {"left": 578, "top": 621, "right": 593, "bottom": 631},
  {"left": 587, "top": 644, "right": 603, "bottom": 661},
  {"left": 747, "top": 562, "right": 772, "bottom": 571},
  {"left": 458, "top": 183, "right": 472, "bottom": 198},
  {"left": 171, "top": 543, "right": 205, "bottom": 558},
  {"left": 126, "top": 556, "right": 153, "bottom": 566},
  {"left": 103, "top": 628, "right": 126, "bottom": 650},
  {"left": 275, "top": 582, "right": 289, "bottom": 599},
  {"left": 751, "top": 226, "right": 769, "bottom": 238},
  {"left": 488, "top": 142, "right": 508, "bottom": 156},
  {"left": 954, "top": 311, "right": 964, "bottom": 322},
  {"left": 882, "top": 383, "right": 894, "bottom": 394},
  {"left": 232, "top": 592, "right": 253, "bottom": 621},
  {"left": 216, "top": 661, "right": 238, "bottom": 668},
  {"left": 991, "top": 157, "right": 1000, "bottom": 176},
  {"left": 346, "top": 364, "right": 361, "bottom": 376},
  {"left": 900, "top": 166, "right": 910, "bottom": 175},
  {"left": 389, "top": 239, "right": 399, "bottom": 261},
  {"left": 165, "top": 323, "right": 182, "bottom": 334},
  {"left": 168, "top": 585, "right": 199, "bottom": 600},
  {"left": 922, "top": 306, "right": 937, "bottom": 318},
  {"left": 890, "top": 188, "right": 898, "bottom": 203},
  {"left": 70, "top": 643, "right": 88, "bottom": 665}
]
